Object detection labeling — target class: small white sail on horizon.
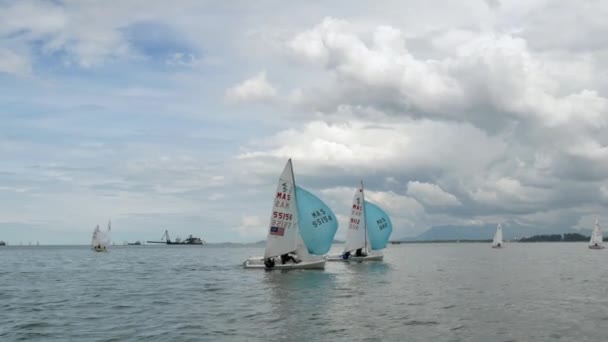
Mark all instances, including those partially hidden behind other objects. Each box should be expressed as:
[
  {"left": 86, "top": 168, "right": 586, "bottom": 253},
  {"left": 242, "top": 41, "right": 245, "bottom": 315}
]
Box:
[
  {"left": 91, "top": 220, "right": 111, "bottom": 252},
  {"left": 492, "top": 223, "right": 503, "bottom": 248},
  {"left": 589, "top": 218, "right": 604, "bottom": 249}
]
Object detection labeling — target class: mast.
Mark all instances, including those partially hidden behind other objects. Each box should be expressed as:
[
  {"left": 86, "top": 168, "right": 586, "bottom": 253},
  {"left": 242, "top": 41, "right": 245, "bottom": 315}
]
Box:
[
  {"left": 289, "top": 159, "right": 299, "bottom": 246},
  {"left": 361, "top": 180, "right": 367, "bottom": 252}
]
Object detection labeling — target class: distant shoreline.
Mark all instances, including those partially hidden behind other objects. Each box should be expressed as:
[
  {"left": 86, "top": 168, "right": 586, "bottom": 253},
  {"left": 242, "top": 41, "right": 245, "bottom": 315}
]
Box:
[{"left": 0, "top": 237, "right": 594, "bottom": 246}]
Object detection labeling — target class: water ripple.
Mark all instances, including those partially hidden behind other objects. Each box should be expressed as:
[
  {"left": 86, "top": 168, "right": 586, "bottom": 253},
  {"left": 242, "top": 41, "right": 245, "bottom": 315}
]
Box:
[{"left": 0, "top": 244, "right": 606, "bottom": 341}]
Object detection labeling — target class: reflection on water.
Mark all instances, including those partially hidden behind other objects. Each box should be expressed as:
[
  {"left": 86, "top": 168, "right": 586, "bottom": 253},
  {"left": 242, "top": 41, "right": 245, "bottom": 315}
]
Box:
[
  {"left": 263, "top": 271, "right": 337, "bottom": 340},
  {"left": 0, "top": 243, "right": 607, "bottom": 341}
]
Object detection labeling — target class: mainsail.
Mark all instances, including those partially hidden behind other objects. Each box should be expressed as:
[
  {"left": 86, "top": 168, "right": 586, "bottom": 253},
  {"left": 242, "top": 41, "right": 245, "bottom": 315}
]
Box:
[
  {"left": 590, "top": 218, "right": 603, "bottom": 247},
  {"left": 104, "top": 220, "right": 112, "bottom": 246},
  {"left": 296, "top": 186, "right": 338, "bottom": 255},
  {"left": 364, "top": 201, "right": 393, "bottom": 250},
  {"left": 492, "top": 223, "right": 503, "bottom": 247},
  {"left": 91, "top": 225, "right": 101, "bottom": 247},
  {"left": 264, "top": 159, "right": 299, "bottom": 258},
  {"left": 91, "top": 221, "right": 111, "bottom": 249},
  {"left": 343, "top": 182, "right": 366, "bottom": 253}
]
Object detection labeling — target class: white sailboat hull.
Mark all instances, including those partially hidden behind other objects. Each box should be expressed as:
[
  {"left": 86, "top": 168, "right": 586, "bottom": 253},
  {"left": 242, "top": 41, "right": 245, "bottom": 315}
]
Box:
[
  {"left": 491, "top": 245, "right": 503, "bottom": 249},
  {"left": 242, "top": 256, "right": 325, "bottom": 269},
  {"left": 92, "top": 246, "right": 107, "bottom": 252},
  {"left": 325, "top": 253, "right": 384, "bottom": 262},
  {"left": 589, "top": 245, "right": 604, "bottom": 250}
]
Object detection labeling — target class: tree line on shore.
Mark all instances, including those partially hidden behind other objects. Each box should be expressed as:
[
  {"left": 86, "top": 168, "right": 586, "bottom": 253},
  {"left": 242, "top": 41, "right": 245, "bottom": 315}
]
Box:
[{"left": 518, "top": 233, "right": 589, "bottom": 242}]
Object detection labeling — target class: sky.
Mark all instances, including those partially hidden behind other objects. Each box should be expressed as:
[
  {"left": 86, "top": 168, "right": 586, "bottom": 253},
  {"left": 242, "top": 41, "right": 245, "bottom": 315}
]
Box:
[{"left": 1, "top": 0, "right": 608, "bottom": 244}]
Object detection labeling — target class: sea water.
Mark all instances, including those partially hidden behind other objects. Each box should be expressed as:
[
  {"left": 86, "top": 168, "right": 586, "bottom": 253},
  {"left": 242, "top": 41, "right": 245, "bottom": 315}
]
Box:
[{"left": 0, "top": 243, "right": 606, "bottom": 341}]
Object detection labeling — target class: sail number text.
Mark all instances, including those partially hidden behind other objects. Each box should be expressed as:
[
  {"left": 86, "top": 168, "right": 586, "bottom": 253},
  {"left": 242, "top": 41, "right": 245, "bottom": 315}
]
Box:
[
  {"left": 376, "top": 217, "right": 389, "bottom": 230},
  {"left": 311, "top": 208, "right": 333, "bottom": 228}
]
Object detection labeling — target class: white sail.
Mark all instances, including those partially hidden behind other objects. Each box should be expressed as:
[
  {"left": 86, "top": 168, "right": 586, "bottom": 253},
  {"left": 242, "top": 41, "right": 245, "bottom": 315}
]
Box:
[
  {"left": 91, "top": 225, "right": 101, "bottom": 247},
  {"left": 344, "top": 182, "right": 366, "bottom": 253},
  {"left": 91, "top": 221, "right": 111, "bottom": 249},
  {"left": 492, "top": 223, "right": 503, "bottom": 247},
  {"left": 590, "top": 218, "right": 603, "bottom": 247},
  {"left": 104, "top": 220, "right": 112, "bottom": 246},
  {"left": 264, "top": 159, "right": 299, "bottom": 258}
]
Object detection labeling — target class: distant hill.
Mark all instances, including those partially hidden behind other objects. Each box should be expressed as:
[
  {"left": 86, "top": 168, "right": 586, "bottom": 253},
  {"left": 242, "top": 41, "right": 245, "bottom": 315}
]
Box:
[{"left": 400, "top": 224, "right": 592, "bottom": 241}]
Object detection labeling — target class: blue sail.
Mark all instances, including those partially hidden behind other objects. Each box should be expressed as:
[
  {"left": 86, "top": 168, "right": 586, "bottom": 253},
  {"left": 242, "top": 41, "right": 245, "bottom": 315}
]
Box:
[
  {"left": 364, "top": 201, "right": 393, "bottom": 250},
  {"left": 295, "top": 186, "right": 338, "bottom": 255}
]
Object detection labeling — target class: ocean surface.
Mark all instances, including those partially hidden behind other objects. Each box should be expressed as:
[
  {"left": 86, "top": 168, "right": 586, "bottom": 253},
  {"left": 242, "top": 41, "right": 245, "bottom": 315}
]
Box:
[{"left": 1, "top": 243, "right": 606, "bottom": 341}]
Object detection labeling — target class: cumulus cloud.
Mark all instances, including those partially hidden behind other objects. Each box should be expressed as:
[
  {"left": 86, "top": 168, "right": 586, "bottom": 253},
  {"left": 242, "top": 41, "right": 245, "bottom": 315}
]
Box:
[
  {"left": 286, "top": 18, "right": 608, "bottom": 132},
  {"left": 238, "top": 118, "right": 506, "bottom": 179},
  {"left": 225, "top": 71, "right": 278, "bottom": 103},
  {"left": 406, "top": 181, "right": 462, "bottom": 207},
  {"left": 0, "top": 0, "right": 132, "bottom": 67}
]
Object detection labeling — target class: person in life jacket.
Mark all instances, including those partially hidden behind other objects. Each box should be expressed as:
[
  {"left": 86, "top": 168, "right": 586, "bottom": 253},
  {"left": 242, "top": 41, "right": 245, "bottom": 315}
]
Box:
[
  {"left": 341, "top": 251, "right": 351, "bottom": 260},
  {"left": 264, "top": 257, "right": 275, "bottom": 268},
  {"left": 280, "top": 252, "right": 300, "bottom": 264},
  {"left": 355, "top": 248, "right": 367, "bottom": 257}
]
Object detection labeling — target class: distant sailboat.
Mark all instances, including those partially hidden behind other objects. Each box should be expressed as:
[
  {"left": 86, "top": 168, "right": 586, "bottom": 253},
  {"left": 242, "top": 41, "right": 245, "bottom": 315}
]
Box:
[
  {"left": 491, "top": 223, "right": 503, "bottom": 248},
  {"left": 243, "top": 159, "right": 338, "bottom": 269},
  {"left": 327, "top": 181, "right": 393, "bottom": 262},
  {"left": 91, "top": 221, "right": 111, "bottom": 252},
  {"left": 589, "top": 218, "right": 604, "bottom": 250}
]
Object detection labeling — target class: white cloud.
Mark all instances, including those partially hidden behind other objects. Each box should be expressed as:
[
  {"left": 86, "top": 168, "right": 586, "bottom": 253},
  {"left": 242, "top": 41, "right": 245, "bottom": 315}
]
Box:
[
  {"left": 406, "top": 181, "right": 462, "bottom": 207},
  {"left": 0, "top": 49, "right": 31, "bottom": 75},
  {"left": 225, "top": 71, "right": 278, "bottom": 103},
  {"left": 238, "top": 118, "right": 506, "bottom": 178},
  {"left": 286, "top": 18, "right": 608, "bottom": 131},
  {"left": 0, "top": 0, "right": 132, "bottom": 67},
  {"left": 232, "top": 215, "right": 265, "bottom": 240}
]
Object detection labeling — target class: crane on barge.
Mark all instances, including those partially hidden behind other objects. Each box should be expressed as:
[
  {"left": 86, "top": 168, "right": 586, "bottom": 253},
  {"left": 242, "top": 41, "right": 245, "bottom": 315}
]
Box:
[{"left": 147, "top": 230, "right": 205, "bottom": 245}]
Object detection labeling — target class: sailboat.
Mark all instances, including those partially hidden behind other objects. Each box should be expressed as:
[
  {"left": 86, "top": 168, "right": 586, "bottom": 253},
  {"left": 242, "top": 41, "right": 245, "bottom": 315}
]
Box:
[
  {"left": 326, "top": 181, "right": 393, "bottom": 261},
  {"left": 243, "top": 159, "right": 338, "bottom": 269},
  {"left": 491, "top": 223, "right": 503, "bottom": 248},
  {"left": 91, "top": 220, "right": 111, "bottom": 252},
  {"left": 589, "top": 218, "right": 604, "bottom": 249}
]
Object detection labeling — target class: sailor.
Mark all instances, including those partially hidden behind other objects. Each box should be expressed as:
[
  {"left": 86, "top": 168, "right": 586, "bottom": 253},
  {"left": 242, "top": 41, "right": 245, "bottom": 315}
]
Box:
[
  {"left": 264, "top": 257, "right": 275, "bottom": 268},
  {"left": 280, "top": 253, "right": 300, "bottom": 264},
  {"left": 341, "top": 251, "right": 351, "bottom": 260},
  {"left": 355, "top": 248, "right": 367, "bottom": 257}
]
